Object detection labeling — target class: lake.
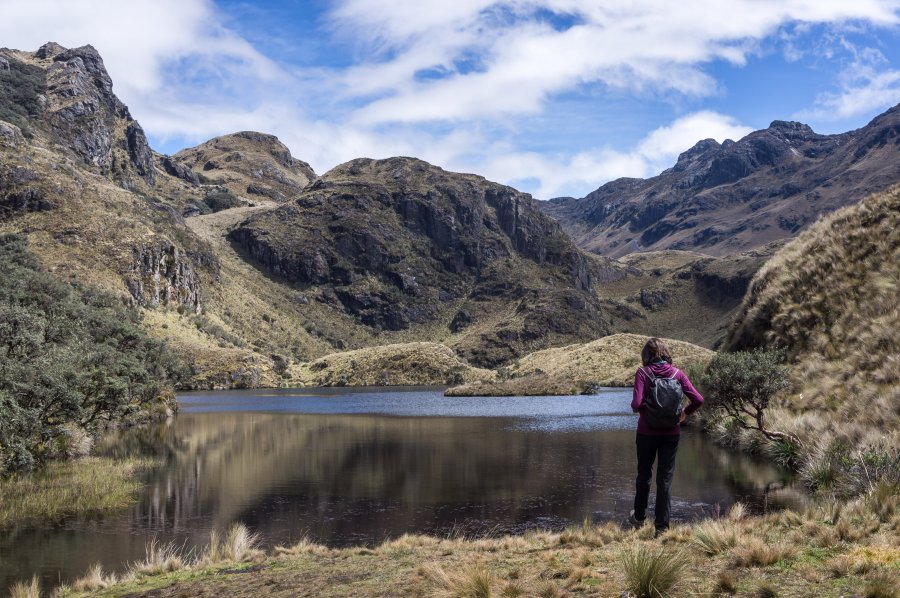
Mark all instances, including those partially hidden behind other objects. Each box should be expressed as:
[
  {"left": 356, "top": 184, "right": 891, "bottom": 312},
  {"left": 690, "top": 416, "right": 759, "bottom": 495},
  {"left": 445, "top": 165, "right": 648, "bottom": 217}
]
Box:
[{"left": 0, "top": 386, "right": 801, "bottom": 591}]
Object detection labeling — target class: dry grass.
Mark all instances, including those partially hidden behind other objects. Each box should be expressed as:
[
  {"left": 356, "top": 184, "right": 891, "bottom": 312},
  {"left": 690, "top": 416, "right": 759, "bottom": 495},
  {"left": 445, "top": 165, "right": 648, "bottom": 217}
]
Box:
[
  {"left": 296, "top": 342, "right": 494, "bottom": 387},
  {"left": 9, "top": 576, "right": 40, "bottom": 598},
  {"left": 425, "top": 563, "right": 496, "bottom": 598},
  {"left": 130, "top": 538, "right": 185, "bottom": 575},
  {"left": 0, "top": 457, "right": 157, "bottom": 528},
  {"left": 71, "top": 564, "right": 118, "bottom": 592},
  {"left": 620, "top": 545, "right": 687, "bottom": 597},
  {"left": 508, "top": 333, "right": 713, "bottom": 387},
  {"left": 722, "top": 186, "right": 900, "bottom": 495},
  {"left": 730, "top": 538, "right": 797, "bottom": 568},
  {"left": 690, "top": 519, "right": 739, "bottom": 555},
  {"left": 19, "top": 486, "right": 900, "bottom": 598}
]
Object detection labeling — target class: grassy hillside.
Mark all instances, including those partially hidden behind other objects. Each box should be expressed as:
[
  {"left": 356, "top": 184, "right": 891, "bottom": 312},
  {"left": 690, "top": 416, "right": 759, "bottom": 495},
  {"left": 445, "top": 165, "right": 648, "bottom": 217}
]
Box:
[
  {"left": 293, "top": 342, "right": 494, "bottom": 387},
  {"left": 720, "top": 186, "right": 899, "bottom": 493}
]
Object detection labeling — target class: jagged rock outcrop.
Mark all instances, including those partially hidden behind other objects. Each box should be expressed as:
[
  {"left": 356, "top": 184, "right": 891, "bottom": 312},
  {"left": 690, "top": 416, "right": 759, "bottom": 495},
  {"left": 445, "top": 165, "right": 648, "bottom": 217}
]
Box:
[
  {"left": 0, "top": 43, "right": 156, "bottom": 187},
  {"left": 161, "top": 156, "right": 200, "bottom": 185},
  {"left": 0, "top": 120, "right": 24, "bottom": 148},
  {"left": 125, "top": 240, "right": 203, "bottom": 313},
  {"left": 0, "top": 163, "right": 54, "bottom": 216},
  {"left": 544, "top": 105, "right": 900, "bottom": 257}
]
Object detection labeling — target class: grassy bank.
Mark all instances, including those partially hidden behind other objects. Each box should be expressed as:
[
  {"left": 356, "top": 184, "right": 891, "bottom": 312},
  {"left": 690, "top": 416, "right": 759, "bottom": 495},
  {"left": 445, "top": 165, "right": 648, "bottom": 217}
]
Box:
[
  {"left": 446, "top": 333, "right": 712, "bottom": 396},
  {"left": 16, "top": 485, "right": 899, "bottom": 598},
  {"left": 0, "top": 456, "right": 157, "bottom": 529},
  {"left": 445, "top": 374, "right": 599, "bottom": 396}
]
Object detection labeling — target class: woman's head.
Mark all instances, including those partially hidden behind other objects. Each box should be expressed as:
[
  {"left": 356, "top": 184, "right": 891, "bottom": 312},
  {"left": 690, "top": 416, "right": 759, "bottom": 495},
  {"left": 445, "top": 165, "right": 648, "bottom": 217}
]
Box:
[{"left": 641, "top": 337, "right": 672, "bottom": 366}]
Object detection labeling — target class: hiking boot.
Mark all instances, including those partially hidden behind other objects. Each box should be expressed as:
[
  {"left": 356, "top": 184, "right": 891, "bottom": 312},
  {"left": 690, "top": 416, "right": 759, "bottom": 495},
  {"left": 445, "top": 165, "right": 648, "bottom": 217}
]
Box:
[
  {"left": 654, "top": 527, "right": 668, "bottom": 538},
  {"left": 624, "top": 510, "right": 645, "bottom": 530}
]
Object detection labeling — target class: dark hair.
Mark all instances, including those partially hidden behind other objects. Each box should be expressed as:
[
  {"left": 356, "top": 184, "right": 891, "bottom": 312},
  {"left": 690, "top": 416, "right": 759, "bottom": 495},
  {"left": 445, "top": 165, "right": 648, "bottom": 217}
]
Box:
[{"left": 641, "top": 337, "right": 672, "bottom": 366}]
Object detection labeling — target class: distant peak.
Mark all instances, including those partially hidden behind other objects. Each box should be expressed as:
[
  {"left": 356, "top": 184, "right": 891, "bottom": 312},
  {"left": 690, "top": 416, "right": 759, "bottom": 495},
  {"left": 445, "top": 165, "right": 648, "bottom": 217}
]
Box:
[
  {"left": 34, "top": 42, "right": 66, "bottom": 59},
  {"left": 676, "top": 138, "right": 720, "bottom": 164},
  {"left": 768, "top": 120, "right": 814, "bottom": 135}
]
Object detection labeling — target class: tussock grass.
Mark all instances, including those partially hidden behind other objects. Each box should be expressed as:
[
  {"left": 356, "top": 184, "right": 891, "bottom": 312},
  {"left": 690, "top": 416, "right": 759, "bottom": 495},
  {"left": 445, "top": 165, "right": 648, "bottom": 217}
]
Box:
[
  {"left": 0, "top": 457, "right": 157, "bottom": 528},
  {"left": 71, "top": 563, "right": 118, "bottom": 592},
  {"left": 690, "top": 520, "right": 739, "bottom": 555},
  {"left": 424, "top": 563, "right": 495, "bottom": 598},
  {"left": 19, "top": 495, "right": 900, "bottom": 598},
  {"left": 130, "top": 538, "right": 185, "bottom": 575},
  {"left": 722, "top": 187, "right": 900, "bottom": 498},
  {"left": 9, "top": 576, "right": 40, "bottom": 598},
  {"left": 730, "top": 539, "right": 796, "bottom": 568},
  {"left": 621, "top": 545, "right": 686, "bottom": 597},
  {"left": 210, "top": 523, "right": 261, "bottom": 563}
]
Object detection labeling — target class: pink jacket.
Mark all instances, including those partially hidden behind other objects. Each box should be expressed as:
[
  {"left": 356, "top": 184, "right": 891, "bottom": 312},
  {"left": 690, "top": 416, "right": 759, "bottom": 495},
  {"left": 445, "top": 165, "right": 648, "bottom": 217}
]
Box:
[{"left": 631, "top": 362, "right": 704, "bottom": 435}]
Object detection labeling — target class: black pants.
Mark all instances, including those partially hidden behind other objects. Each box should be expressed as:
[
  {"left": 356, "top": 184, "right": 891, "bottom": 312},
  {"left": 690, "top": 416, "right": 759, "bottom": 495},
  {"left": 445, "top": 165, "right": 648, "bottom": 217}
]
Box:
[{"left": 633, "top": 433, "right": 680, "bottom": 531}]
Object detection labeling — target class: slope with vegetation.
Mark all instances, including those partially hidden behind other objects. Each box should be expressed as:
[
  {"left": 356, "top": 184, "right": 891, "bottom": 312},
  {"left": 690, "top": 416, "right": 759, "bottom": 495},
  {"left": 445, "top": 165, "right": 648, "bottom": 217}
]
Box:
[
  {"left": 707, "top": 186, "right": 900, "bottom": 496},
  {"left": 0, "top": 234, "right": 180, "bottom": 474}
]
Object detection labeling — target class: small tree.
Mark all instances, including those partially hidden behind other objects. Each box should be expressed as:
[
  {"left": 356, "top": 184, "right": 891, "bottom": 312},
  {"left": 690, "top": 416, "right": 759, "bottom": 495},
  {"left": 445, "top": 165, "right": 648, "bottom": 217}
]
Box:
[{"left": 702, "top": 349, "right": 799, "bottom": 446}]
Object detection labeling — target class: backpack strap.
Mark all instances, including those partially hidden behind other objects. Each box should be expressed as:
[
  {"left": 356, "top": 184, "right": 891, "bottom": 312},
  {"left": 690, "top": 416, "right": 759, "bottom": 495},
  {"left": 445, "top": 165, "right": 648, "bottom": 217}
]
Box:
[
  {"left": 667, "top": 368, "right": 679, "bottom": 380},
  {"left": 641, "top": 367, "right": 656, "bottom": 382}
]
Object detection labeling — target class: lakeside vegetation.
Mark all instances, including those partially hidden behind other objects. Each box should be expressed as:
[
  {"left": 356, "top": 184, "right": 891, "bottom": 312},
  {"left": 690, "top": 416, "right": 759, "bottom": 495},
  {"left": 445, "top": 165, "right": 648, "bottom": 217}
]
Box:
[
  {"left": 0, "top": 456, "right": 157, "bottom": 529},
  {"left": 0, "top": 234, "right": 182, "bottom": 475}
]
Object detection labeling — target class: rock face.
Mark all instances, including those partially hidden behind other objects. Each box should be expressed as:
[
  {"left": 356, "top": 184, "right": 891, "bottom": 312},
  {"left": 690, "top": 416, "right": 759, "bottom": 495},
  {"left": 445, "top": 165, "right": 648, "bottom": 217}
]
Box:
[
  {"left": 125, "top": 240, "right": 203, "bottom": 313},
  {"left": 544, "top": 106, "right": 900, "bottom": 257},
  {"left": 0, "top": 43, "right": 156, "bottom": 187},
  {"left": 230, "top": 157, "right": 623, "bottom": 366}
]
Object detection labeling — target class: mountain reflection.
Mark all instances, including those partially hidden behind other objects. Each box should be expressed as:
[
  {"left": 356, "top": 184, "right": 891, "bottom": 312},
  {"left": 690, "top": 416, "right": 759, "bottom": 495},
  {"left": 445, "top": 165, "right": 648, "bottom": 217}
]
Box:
[{"left": 1, "top": 390, "right": 802, "bottom": 590}]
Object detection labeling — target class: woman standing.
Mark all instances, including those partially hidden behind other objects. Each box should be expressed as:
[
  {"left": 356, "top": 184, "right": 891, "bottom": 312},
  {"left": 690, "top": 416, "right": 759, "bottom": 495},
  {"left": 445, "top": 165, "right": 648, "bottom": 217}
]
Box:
[{"left": 628, "top": 337, "right": 704, "bottom": 536}]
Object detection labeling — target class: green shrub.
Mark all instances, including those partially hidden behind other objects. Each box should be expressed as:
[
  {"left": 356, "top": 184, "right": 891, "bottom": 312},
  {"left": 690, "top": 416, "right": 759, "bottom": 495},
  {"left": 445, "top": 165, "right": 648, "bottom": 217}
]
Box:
[
  {"left": 702, "top": 349, "right": 796, "bottom": 445},
  {"left": 0, "top": 234, "right": 185, "bottom": 474},
  {"left": 0, "top": 57, "right": 46, "bottom": 136},
  {"left": 204, "top": 191, "right": 243, "bottom": 212}
]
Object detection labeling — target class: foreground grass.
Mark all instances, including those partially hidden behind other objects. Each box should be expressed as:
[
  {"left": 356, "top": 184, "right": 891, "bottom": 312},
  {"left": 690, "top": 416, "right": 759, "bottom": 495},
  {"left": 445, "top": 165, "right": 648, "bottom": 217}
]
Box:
[
  {"left": 17, "top": 486, "right": 898, "bottom": 598},
  {"left": 0, "top": 457, "right": 156, "bottom": 528}
]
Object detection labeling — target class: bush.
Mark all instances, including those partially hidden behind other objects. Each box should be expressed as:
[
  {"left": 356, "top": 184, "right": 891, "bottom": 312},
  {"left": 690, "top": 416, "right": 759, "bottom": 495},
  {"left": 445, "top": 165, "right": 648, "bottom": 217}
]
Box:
[
  {"left": 702, "top": 349, "right": 796, "bottom": 445},
  {"left": 204, "top": 190, "right": 243, "bottom": 212},
  {"left": 0, "top": 234, "right": 185, "bottom": 474}
]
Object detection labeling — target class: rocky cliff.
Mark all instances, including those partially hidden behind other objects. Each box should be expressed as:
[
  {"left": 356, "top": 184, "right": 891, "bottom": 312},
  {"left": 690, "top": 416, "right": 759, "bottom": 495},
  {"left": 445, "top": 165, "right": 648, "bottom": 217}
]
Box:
[
  {"left": 230, "top": 157, "right": 625, "bottom": 366},
  {"left": 544, "top": 108, "right": 900, "bottom": 257}
]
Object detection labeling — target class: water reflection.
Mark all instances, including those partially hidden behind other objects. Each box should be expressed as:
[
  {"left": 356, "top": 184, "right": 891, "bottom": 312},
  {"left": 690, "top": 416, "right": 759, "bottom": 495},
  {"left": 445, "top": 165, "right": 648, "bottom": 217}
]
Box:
[{"left": 0, "top": 388, "right": 801, "bottom": 590}]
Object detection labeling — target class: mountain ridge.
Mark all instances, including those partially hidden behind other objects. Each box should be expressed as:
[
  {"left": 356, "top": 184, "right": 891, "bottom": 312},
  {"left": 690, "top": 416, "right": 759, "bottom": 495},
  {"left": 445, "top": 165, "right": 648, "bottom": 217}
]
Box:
[{"left": 542, "top": 107, "right": 900, "bottom": 257}]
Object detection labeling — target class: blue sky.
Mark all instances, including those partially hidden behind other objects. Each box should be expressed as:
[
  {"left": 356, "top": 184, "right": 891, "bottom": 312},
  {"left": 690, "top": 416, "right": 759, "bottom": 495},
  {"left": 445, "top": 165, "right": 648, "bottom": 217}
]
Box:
[{"left": 4, "top": 1, "right": 900, "bottom": 198}]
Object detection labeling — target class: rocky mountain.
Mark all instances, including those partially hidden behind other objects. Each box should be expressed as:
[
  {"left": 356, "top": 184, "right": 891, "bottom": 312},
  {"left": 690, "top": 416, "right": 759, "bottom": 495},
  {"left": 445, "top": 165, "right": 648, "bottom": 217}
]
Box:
[
  {"left": 174, "top": 131, "right": 315, "bottom": 206},
  {"left": 229, "top": 156, "right": 626, "bottom": 366},
  {"left": 544, "top": 109, "right": 900, "bottom": 257}
]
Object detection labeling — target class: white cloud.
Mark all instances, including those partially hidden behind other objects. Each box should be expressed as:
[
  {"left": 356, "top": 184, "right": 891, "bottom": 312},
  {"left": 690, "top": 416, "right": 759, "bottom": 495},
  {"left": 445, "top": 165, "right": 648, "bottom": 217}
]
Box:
[
  {"left": 801, "top": 41, "right": 900, "bottom": 120},
  {"left": 1, "top": 0, "right": 898, "bottom": 199},
  {"left": 335, "top": 0, "right": 900, "bottom": 124},
  {"left": 463, "top": 111, "right": 753, "bottom": 198}
]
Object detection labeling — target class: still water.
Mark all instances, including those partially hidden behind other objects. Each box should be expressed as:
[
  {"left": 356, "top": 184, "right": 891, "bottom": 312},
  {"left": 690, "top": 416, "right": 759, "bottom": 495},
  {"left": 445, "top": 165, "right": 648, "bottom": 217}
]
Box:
[{"left": 1, "top": 386, "right": 801, "bottom": 590}]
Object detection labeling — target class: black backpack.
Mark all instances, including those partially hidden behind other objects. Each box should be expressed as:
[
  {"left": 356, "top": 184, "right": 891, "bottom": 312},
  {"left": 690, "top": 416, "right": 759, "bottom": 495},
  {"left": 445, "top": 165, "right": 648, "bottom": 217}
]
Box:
[{"left": 642, "top": 367, "right": 685, "bottom": 428}]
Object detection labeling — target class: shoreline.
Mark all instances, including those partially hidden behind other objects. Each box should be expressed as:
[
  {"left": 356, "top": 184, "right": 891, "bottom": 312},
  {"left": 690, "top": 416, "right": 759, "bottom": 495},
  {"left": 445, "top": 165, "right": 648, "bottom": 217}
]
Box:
[{"left": 21, "top": 488, "right": 899, "bottom": 597}]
